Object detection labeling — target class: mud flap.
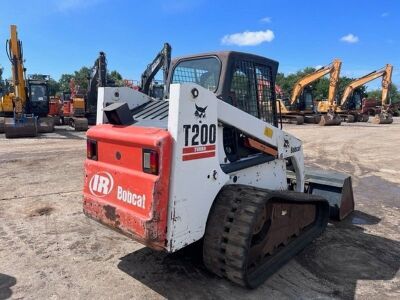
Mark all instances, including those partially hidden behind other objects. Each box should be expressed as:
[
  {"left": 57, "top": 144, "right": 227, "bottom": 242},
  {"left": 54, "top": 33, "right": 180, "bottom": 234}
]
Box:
[
  {"left": 304, "top": 168, "right": 354, "bottom": 220},
  {"left": 4, "top": 117, "right": 38, "bottom": 138},
  {"left": 37, "top": 117, "right": 55, "bottom": 133}
]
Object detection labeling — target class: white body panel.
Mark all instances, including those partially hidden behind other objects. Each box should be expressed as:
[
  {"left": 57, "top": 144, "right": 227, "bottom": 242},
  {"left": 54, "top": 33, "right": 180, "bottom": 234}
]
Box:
[
  {"left": 97, "top": 83, "right": 306, "bottom": 252},
  {"left": 96, "top": 87, "right": 151, "bottom": 124},
  {"left": 165, "top": 84, "right": 305, "bottom": 252}
]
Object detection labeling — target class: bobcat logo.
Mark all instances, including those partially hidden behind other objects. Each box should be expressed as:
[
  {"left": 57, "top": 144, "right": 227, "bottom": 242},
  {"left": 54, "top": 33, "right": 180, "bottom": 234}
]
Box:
[{"left": 194, "top": 104, "right": 207, "bottom": 119}]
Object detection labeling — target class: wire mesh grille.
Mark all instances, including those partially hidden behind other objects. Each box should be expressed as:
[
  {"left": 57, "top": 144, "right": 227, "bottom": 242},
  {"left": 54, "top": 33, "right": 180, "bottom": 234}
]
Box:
[
  {"left": 171, "top": 57, "right": 220, "bottom": 92},
  {"left": 230, "top": 60, "right": 276, "bottom": 124}
]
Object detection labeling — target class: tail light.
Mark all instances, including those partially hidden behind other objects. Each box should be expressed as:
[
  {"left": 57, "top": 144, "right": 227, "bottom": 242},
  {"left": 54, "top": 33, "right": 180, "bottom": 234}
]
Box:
[
  {"left": 143, "top": 149, "right": 159, "bottom": 175},
  {"left": 87, "top": 139, "right": 98, "bottom": 160}
]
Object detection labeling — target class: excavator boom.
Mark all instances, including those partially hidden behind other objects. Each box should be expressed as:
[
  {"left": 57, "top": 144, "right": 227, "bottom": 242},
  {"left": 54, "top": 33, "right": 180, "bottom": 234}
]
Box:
[
  {"left": 341, "top": 64, "right": 393, "bottom": 107},
  {"left": 140, "top": 43, "right": 171, "bottom": 97},
  {"left": 3, "top": 25, "right": 38, "bottom": 138},
  {"left": 290, "top": 59, "right": 341, "bottom": 105}
]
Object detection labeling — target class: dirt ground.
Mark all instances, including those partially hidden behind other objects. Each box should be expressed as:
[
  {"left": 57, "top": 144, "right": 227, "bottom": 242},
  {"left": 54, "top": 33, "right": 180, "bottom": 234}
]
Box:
[{"left": 0, "top": 120, "right": 399, "bottom": 300}]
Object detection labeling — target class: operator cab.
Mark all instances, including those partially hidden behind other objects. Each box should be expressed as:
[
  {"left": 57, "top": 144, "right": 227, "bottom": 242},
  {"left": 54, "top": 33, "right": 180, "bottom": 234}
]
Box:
[
  {"left": 167, "top": 51, "right": 278, "bottom": 127},
  {"left": 27, "top": 77, "right": 50, "bottom": 118},
  {"left": 165, "top": 51, "right": 279, "bottom": 163}
]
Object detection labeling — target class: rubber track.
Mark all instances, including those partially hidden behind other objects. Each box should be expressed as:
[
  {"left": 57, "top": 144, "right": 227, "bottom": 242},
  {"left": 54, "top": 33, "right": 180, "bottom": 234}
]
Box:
[{"left": 203, "top": 185, "right": 329, "bottom": 288}]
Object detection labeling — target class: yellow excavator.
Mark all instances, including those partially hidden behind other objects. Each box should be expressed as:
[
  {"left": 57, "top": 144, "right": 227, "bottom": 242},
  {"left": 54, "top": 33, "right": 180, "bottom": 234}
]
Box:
[
  {"left": 0, "top": 25, "right": 54, "bottom": 137},
  {"left": 340, "top": 64, "right": 393, "bottom": 124},
  {"left": 277, "top": 59, "right": 342, "bottom": 125},
  {"left": 316, "top": 59, "right": 343, "bottom": 125}
]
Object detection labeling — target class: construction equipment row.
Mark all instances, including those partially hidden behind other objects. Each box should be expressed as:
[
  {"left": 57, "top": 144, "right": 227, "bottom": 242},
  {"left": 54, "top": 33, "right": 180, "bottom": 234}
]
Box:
[
  {"left": 0, "top": 25, "right": 108, "bottom": 138},
  {"left": 277, "top": 59, "right": 394, "bottom": 126}
]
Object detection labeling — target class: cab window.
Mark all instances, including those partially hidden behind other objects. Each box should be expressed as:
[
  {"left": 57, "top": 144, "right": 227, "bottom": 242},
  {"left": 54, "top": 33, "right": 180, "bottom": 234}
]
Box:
[{"left": 172, "top": 57, "right": 221, "bottom": 92}]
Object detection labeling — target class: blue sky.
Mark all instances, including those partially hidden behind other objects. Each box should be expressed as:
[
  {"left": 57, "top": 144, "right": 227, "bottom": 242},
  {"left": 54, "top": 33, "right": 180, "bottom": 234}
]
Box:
[{"left": 0, "top": 0, "right": 399, "bottom": 90}]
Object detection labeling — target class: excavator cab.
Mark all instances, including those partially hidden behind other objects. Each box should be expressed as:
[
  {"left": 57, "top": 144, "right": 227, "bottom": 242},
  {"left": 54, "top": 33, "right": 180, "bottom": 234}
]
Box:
[{"left": 27, "top": 78, "right": 50, "bottom": 117}]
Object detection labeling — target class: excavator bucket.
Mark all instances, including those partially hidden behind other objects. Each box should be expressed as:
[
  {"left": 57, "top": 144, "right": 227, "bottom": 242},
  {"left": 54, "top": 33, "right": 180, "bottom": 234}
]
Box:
[
  {"left": 37, "top": 117, "right": 55, "bottom": 133},
  {"left": 372, "top": 113, "right": 393, "bottom": 124},
  {"left": 319, "top": 112, "right": 341, "bottom": 126},
  {"left": 304, "top": 168, "right": 354, "bottom": 220},
  {"left": 4, "top": 116, "right": 38, "bottom": 138}
]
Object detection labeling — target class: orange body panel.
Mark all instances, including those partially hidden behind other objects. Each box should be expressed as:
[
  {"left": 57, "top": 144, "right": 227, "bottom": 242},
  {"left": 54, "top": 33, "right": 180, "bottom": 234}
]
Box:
[
  {"left": 83, "top": 125, "right": 172, "bottom": 250},
  {"left": 63, "top": 101, "right": 72, "bottom": 116},
  {"left": 49, "top": 98, "right": 62, "bottom": 116}
]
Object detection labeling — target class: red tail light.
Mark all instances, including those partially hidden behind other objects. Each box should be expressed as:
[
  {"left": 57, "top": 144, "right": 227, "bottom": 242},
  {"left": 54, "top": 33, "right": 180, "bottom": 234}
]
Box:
[
  {"left": 87, "top": 139, "right": 98, "bottom": 160},
  {"left": 143, "top": 149, "right": 159, "bottom": 175}
]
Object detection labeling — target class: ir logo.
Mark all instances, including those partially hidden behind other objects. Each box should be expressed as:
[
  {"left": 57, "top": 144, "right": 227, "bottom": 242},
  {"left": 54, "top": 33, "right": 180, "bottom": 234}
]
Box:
[{"left": 89, "top": 172, "right": 114, "bottom": 197}]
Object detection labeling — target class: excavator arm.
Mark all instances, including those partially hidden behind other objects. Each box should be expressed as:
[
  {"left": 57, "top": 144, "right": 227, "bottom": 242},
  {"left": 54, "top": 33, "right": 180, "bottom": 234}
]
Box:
[
  {"left": 381, "top": 64, "right": 393, "bottom": 106},
  {"left": 340, "top": 64, "right": 393, "bottom": 107},
  {"left": 140, "top": 43, "right": 171, "bottom": 97},
  {"left": 6, "top": 25, "right": 27, "bottom": 115},
  {"left": 290, "top": 59, "right": 341, "bottom": 105},
  {"left": 86, "top": 52, "right": 107, "bottom": 121}
]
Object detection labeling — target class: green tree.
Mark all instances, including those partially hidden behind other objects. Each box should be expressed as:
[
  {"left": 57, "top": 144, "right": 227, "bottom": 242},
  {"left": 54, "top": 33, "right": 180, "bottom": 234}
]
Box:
[
  {"left": 108, "top": 70, "right": 124, "bottom": 87},
  {"left": 73, "top": 67, "right": 91, "bottom": 91},
  {"left": 367, "top": 84, "right": 400, "bottom": 103},
  {"left": 47, "top": 78, "right": 60, "bottom": 96},
  {"left": 58, "top": 74, "right": 74, "bottom": 92}
]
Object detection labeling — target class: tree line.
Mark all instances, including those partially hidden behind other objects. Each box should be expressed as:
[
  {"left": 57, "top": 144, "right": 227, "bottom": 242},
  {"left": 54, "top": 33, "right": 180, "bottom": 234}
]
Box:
[
  {"left": 0, "top": 66, "right": 124, "bottom": 97},
  {"left": 276, "top": 67, "right": 399, "bottom": 103},
  {"left": 47, "top": 67, "right": 124, "bottom": 96}
]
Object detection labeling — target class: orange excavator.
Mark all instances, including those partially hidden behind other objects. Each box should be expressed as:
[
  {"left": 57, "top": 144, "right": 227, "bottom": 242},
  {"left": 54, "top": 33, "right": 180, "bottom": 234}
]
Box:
[
  {"left": 340, "top": 64, "right": 393, "bottom": 124},
  {"left": 60, "top": 79, "right": 88, "bottom": 131},
  {"left": 277, "top": 59, "right": 342, "bottom": 125}
]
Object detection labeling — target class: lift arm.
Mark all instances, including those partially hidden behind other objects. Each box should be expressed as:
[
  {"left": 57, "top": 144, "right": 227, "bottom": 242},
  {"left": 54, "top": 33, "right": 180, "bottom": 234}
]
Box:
[
  {"left": 140, "top": 43, "right": 171, "bottom": 96},
  {"left": 340, "top": 64, "right": 393, "bottom": 107},
  {"left": 290, "top": 59, "right": 341, "bottom": 105},
  {"left": 6, "top": 25, "right": 27, "bottom": 115}
]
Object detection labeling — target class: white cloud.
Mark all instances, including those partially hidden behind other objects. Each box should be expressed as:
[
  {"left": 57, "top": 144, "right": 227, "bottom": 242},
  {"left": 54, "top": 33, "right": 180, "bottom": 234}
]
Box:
[
  {"left": 221, "top": 30, "right": 275, "bottom": 46},
  {"left": 340, "top": 33, "right": 359, "bottom": 44},
  {"left": 260, "top": 17, "right": 272, "bottom": 23},
  {"left": 381, "top": 12, "right": 389, "bottom": 17},
  {"left": 56, "top": 0, "right": 103, "bottom": 12},
  {"left": 314, "top": 65, "right": 323, "bottom": 69}
]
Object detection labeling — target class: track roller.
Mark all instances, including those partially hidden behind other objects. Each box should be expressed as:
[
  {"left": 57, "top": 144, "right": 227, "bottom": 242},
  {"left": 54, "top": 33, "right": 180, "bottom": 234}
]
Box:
[{"left": 203, "top": 185, "right": 329, "bottom": 288}]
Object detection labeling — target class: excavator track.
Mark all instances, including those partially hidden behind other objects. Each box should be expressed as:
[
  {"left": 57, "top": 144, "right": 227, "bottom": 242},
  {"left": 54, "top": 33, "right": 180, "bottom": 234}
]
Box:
[{"left": 203, "top": 185, "right": 329, "bottom": 288}]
